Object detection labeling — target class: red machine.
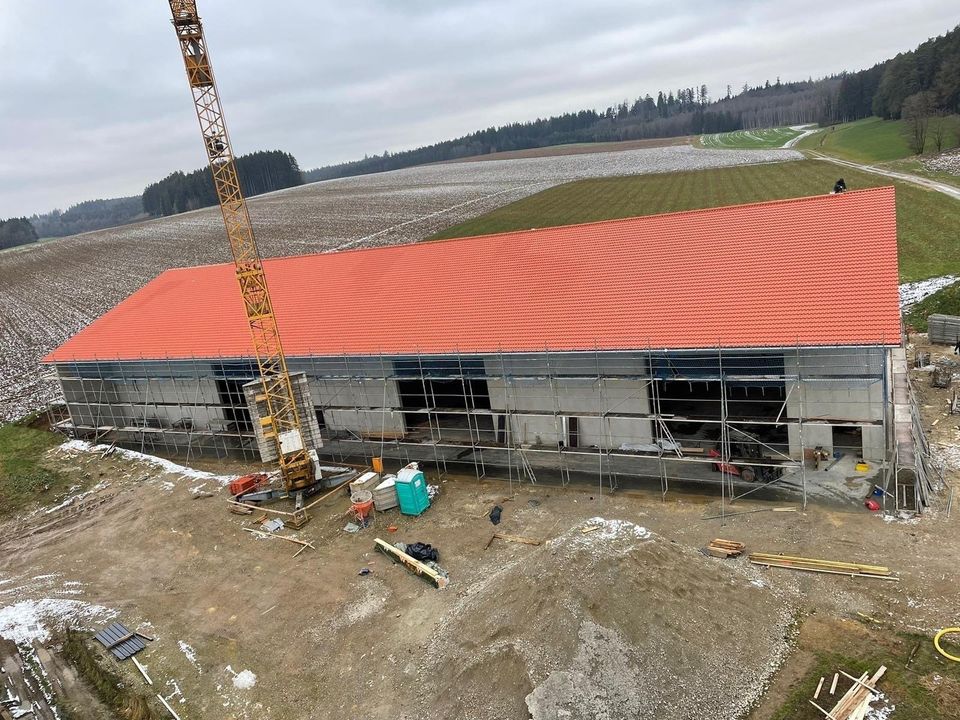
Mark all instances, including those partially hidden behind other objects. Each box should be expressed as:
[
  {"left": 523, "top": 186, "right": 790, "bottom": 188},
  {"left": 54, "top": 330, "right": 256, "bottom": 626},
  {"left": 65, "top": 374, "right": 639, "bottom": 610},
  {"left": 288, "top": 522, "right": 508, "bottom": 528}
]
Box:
[{"left": 229, "top": 472, "right": 268, "bottom": 498}]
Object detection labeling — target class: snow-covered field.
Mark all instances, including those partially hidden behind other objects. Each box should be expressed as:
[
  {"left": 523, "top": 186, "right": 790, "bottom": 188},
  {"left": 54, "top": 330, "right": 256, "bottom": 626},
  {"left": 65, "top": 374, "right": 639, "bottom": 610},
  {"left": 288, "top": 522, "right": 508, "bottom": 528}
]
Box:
[
  {"left": 899, "top": 275, "right": 959, "bottom": 308},
  {"left": 0, "top": 145, "right": 802, "bottom": 422}
]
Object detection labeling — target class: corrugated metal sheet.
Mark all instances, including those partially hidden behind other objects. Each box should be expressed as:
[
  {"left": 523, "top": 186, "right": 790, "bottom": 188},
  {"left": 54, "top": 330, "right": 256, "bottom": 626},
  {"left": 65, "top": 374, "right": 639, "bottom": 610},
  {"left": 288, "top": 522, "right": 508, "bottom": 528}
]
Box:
[
  {"left": 93, "top": 622, "right": 146, "bottom": 660},
  {"left": 43, "top": 187, "right": 901, "bottom": 362}
]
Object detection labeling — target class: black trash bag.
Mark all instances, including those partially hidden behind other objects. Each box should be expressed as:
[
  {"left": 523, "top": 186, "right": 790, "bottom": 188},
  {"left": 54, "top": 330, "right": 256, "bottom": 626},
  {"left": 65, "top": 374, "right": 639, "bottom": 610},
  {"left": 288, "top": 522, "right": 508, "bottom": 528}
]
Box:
[
  {"left": 405, "top": 542, "right": 439, "bottom": 563},
  {"left": 489, "top": 505, "right": 502, "bottom": 525}
]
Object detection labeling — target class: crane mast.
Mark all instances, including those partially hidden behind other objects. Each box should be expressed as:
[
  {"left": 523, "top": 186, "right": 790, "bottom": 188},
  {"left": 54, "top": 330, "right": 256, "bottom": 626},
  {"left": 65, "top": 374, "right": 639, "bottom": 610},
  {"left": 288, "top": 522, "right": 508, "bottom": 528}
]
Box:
[{"left": 167, "top": 0, "right": 315, "bottom": 493}]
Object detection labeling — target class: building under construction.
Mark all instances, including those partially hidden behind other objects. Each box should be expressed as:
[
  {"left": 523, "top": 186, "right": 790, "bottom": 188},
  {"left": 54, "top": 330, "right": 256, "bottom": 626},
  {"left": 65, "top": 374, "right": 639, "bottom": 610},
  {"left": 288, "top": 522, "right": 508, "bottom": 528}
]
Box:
[{"left": 43, "top": 187, "right": 937, "bottom": 511}]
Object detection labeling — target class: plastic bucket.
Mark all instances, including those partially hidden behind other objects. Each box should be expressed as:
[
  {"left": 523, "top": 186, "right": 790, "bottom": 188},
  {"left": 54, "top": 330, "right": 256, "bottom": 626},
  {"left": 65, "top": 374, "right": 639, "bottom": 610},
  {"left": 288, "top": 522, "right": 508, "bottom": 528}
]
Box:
[
  {"left": 372, "top": 457, "right": 384, "bottom": 473},
  {"left": 352, "top": 498, "right": 374, "bottom": 520}
]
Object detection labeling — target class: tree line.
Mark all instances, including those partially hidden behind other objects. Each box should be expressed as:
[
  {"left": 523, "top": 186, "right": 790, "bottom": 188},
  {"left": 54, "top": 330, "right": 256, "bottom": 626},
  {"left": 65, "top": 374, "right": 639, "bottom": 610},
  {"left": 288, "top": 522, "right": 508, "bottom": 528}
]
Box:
[
  {"left": 142, "top": 150, "right": 303, "bottom": 217},
  {"left": 29, "top": 196, "right": 145, "bottom": 239},
  {"left": 306, "top": 24, "right": 960, "bottom": 183},
  {"left": 303, "top": 77, "right": 842, "bottom": 182},
  {"left": 0, "top": 218, "right": 39, "bottom": 250},
  {"left": 25, "top": 150, "right": 304, "bottom": 240}
]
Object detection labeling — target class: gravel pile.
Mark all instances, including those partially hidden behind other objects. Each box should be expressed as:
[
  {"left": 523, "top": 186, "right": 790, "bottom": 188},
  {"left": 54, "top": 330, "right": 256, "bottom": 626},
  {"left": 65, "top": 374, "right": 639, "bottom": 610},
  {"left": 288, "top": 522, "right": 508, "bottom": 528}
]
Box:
[
  {"left": 417, "top": 517, "right": 800, "bottom": 720},
  {"left": 0, "top": 145, "right": 800, "bottom": 422}
]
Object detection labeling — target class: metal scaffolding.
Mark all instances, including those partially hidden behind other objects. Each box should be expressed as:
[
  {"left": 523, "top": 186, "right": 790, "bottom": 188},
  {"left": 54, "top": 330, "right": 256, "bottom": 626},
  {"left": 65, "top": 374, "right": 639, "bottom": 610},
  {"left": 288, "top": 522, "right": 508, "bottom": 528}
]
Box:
[{"left": 48, "top": 341, "right": 931, "bottom": 512}]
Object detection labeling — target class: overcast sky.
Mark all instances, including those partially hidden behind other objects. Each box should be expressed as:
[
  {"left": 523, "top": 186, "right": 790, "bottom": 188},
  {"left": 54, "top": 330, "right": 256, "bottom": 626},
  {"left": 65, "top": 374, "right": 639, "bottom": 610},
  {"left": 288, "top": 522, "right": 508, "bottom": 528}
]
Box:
[{"left": 1, "top": 1, "right": 958, "bottom": 218}]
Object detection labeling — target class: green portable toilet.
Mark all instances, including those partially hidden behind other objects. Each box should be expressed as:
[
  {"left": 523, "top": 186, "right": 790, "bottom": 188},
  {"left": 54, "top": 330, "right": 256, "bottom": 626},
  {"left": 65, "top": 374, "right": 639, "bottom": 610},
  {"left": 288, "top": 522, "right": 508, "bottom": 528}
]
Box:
[{"left": 395, "top": 464, "right": 430, "bottom": 516}]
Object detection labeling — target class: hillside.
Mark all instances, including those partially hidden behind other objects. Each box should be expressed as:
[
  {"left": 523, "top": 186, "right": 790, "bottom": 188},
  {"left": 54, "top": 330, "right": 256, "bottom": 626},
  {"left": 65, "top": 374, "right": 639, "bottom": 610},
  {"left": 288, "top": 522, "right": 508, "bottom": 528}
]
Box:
[
  {"left": 432, "top": 160, "right": 960, "bottom": 283},
  {"left": 796, "top": 115, "right": 960, "bottom": 162}
]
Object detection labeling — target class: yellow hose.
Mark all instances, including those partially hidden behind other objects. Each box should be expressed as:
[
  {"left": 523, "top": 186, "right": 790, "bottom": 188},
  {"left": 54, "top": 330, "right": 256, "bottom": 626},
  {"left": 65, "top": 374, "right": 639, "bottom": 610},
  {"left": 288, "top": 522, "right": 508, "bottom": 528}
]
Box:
[{"left": 934, "top": 628, "right": 960, "bottom": 663}]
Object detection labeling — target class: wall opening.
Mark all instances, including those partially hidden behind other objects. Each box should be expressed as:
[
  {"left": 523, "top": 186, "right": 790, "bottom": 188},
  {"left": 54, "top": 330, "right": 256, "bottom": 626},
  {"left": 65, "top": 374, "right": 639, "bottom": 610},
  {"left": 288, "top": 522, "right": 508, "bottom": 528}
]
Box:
[
  {"left": 216, "top": 378, "right": 252, "bottom": 431},
  {"left": 398, "top": 377, "right": 493, "bottom": 442}
]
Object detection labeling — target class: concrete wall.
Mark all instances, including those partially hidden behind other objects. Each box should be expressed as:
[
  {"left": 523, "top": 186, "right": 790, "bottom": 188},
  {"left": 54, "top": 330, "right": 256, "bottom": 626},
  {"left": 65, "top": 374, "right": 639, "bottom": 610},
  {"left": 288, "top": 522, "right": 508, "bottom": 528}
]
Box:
[
  {"left": 784, "top": 347, "right": 887, "bottom": 460},
  {"left": 307, "top": 359, "right": 405, "bottom": 437},
  {"left": 60, "top": 376, "right": 224, "bottom": 431},
  {"left": 487, "top": 373, "right": 653, "bottom": 449}
]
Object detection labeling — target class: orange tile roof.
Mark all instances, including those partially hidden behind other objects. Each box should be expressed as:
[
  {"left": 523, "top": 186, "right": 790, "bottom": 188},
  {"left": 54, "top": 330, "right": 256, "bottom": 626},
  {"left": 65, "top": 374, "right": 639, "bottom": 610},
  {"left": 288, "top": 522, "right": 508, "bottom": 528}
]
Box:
[{"left": 43, "top": 187, "right": 901, "bottom": 363}]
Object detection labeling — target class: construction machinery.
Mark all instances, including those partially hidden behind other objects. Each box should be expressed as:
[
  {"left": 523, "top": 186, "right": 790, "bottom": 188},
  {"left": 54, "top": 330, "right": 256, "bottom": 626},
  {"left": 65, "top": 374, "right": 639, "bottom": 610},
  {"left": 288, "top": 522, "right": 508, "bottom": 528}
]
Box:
[{"left": 166, "top": 1, "right": 319, "bottom": 517}]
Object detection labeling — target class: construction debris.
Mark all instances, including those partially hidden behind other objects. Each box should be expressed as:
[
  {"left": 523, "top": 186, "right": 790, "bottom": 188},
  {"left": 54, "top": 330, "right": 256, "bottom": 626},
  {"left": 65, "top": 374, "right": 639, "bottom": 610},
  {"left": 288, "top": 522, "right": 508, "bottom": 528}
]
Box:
[
  {"left": 704, "top": 538, "right": 745, "bottom": 558},
  {"left": 701, "top": 506, "right": 798, "bottom": 520},
  {"left": 93, "top": 622, "right": 147, "bottom": 660},
  {"left": 157, "top": 693, "right": 183, "bottom": 720},
  {"left": 813, "top": 666, "right": 885, "bottom": 720},
  {"left": 374, "top": 537, "right": 448, "bottom": 588},
  {"left": 131, "top": 656, "right": 153, "bottom": 685},
  {"left": 490, "top": 532, "right": 542, "bottom": 547},
  {"left": 748, "top": 553, "right": 897, "bottom": 580},
  {"left": 242, "top": 527, "right": 316, "bottom": 556}
]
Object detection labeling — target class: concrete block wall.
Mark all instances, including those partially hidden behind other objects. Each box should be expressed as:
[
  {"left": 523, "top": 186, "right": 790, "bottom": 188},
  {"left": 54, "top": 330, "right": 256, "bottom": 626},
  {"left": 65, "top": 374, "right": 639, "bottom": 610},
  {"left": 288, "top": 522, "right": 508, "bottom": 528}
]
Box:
[
  {"left": 243, "top": 373, "right": 323, "bottom": 463},
  {"left": 60, "top": 375, "right": 222, "bottom": 430},
  {"left": 487, "top": 372, "right": 653, "bottom": 449},
  {"left": 784, "top": 347, "right": 888, "bottom": 461}
]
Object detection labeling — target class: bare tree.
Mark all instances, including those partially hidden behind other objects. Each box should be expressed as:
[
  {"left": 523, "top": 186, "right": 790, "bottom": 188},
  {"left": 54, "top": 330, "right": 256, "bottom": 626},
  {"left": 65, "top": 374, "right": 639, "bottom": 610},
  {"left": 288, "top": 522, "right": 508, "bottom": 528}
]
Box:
[
  {"left": 901, "top": 91, "right": 936, "bottom": 154},
  {"left": 931, "top": 111, "right": 947, "bottom": 154}
]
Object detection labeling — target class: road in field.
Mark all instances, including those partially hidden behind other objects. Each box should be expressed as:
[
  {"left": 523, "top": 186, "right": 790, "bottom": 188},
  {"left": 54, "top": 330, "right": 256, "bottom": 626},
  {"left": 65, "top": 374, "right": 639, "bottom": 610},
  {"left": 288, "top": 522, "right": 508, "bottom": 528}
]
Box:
[
  {"left": 781, "top": 124, "right": 819, "bottom": 148},
  {"left": 808, "top": 150, "right": 960, "bottom": 201},
  {"left": 0, "top": 145, "right": 801, "bottom": 421}
]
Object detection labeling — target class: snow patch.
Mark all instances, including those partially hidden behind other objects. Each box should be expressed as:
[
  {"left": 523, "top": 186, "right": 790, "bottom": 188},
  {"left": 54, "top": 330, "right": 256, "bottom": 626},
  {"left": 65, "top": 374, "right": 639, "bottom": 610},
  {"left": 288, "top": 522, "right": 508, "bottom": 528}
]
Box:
[
  {"left": 232, "top": 669, "right": 257, "bottom": 689},
  {"left": 0, "top": 599, "right": 115, "bottom": 644},
  {"left": 55, "top": 439, "right": 236, "bottom": 486},
  {"left": 900, "top": 275, "right": 959, "bottom": 309},
  {"left": 179, "top": 640, "right": 202, "bottom": 672}
]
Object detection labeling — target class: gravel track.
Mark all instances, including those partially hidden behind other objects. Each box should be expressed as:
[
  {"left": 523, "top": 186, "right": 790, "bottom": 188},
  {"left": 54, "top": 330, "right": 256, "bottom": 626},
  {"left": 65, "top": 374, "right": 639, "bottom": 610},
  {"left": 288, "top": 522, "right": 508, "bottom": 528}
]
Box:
[{"left": 0, "top": 145, "right": 800, "bottom": 422}]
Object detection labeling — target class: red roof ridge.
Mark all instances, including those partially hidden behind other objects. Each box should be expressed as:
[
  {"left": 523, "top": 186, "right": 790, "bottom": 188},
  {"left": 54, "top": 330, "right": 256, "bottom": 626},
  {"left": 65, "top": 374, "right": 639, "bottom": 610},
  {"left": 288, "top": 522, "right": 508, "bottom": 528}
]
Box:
[{"left": 153, "top": 187, "right": 897, "bottom": 277}]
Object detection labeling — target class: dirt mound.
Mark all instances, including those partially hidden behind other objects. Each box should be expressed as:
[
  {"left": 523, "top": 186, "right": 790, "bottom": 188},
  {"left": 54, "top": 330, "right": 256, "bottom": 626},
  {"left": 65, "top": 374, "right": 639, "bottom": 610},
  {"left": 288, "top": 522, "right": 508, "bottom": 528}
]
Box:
[{"left": 418, "top": 517, "right": 798, "bottom": 720}]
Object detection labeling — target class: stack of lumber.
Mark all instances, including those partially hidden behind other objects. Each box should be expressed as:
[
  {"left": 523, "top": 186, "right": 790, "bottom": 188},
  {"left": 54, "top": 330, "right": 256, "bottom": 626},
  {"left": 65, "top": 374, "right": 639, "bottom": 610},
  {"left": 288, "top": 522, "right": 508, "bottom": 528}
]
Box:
[
  {"left": 810, "top": 666, "right": 885, "bottom": 720},
  {"left": 705, "top": 538, "right": 745, "bottom": 558},
  {"left": 748, "top": 553, "right": 896, "bottom": 581}
]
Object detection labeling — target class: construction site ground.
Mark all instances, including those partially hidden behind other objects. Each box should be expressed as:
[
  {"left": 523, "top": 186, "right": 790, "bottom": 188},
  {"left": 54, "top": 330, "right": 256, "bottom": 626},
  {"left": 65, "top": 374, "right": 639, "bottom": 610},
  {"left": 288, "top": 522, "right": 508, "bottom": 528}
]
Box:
[{"left": 1, "top": 417, "right": 959, "bottom": 720}]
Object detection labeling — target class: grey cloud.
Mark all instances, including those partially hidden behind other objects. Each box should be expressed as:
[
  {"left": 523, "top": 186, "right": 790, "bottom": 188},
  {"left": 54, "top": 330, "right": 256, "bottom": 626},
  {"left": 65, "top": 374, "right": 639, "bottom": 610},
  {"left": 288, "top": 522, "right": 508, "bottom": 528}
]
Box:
[{"left": 0, "top": 0, "right": 957, "bottom": 216}]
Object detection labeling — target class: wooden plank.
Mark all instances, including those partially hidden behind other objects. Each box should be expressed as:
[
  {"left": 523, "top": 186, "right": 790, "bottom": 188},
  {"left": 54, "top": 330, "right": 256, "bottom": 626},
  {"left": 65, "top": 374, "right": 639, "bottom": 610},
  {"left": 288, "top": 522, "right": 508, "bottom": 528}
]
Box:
[
  {"left": 749, "top": 553, "right": 890, "bottom": 574},
  {"left": 492, "top": 533, "right": 541, "bottom": 546},
  {"left": 132, "top": 656, "right": 152, "bottom": 686},
  {"left": 157, "top": 694, "right": 183, "bottom": 720},
  {"left": 828, "top": 672, "right": 870, "bottom": 719},
  {"left": 830, "top": 673, "right": 839, "bottom": 695},
  {"left": 242, "top": 527, "right": 316, "bottom": 550},
  {"left": 808, "top": 699, "right": 840, "bottom": 720},
  {"left": 749, "top": 560, "right": 899, "bottom": 581},
  {"left": 374, "top": 538, "right": 448, "bottom": 588},
  {"left": 227, "top": 500, "right": 298, "bottom": 517},
  {"left": 814, "top": 676, "right": 825, "bottom": 699},
  {"left": 302, "top": 476, "right": 357, "bottom": 511}
]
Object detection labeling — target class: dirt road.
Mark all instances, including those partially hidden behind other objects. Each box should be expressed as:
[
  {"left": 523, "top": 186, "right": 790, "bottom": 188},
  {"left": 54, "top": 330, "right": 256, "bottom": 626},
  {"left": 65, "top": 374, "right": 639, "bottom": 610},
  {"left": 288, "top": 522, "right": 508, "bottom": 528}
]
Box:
[{"left": 809, "top": 150, "right": 960, "bottom": 201}]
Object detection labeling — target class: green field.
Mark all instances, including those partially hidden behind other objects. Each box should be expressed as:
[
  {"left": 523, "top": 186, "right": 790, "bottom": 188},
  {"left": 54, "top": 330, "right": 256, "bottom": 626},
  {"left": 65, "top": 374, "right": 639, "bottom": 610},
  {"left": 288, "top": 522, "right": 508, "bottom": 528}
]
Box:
[
  {"left": 796, "top": 116, "right": 960, "bottom": 163},
  {"left": 0, "top": 423, "right": 71, "bottom": 517},
  {"left": 432, "top": 160, "right": 960, "bottom": 282},
  {"left": 904, "top": 281, "right": 960, "bottom": 330},
  {"left": 699, "top": 127, "right": 805, "bottom": 148}
]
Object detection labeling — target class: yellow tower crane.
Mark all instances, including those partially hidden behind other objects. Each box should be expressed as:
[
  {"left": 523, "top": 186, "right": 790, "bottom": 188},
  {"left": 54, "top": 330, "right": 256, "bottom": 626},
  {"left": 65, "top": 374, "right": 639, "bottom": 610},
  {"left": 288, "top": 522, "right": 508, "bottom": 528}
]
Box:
[{"left": 166, "top": 1, "right": 316, "bottom": 497}]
